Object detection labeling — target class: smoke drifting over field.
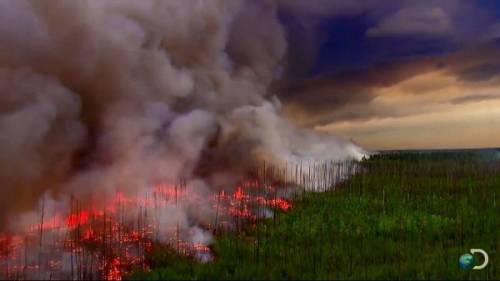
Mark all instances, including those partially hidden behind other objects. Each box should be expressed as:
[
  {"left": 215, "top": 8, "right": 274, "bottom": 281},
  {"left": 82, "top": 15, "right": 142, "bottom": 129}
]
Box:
[{"left": 0, "top": 0, "right": 365, "bottom": 236}]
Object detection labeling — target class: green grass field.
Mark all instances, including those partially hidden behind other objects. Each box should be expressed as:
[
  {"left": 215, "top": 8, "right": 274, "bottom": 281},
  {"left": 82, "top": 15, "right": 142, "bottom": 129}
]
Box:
[{"left": 130, "top": 150, "right": 499, "bottom": 280}]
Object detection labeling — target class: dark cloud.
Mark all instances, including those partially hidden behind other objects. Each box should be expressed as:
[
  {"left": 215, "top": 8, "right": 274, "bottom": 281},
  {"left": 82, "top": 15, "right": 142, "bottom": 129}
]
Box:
[
  {"left": 288, "top": 0, "right": 500, "bottom": 77},
  {"left": 456, "top": 64, "right": 500, "bottom": 82},
  {"left": 281, "top": 38, "right": 500, "bottom": 126},
  {"left": 366, "top": 6, "right": 453, "bottom": 37},
  {"left": 282, "top": 57, "right": 440, "bottom": 118},
  {"left": 276, "top": 0, "right": 388, "bottom": 78}
]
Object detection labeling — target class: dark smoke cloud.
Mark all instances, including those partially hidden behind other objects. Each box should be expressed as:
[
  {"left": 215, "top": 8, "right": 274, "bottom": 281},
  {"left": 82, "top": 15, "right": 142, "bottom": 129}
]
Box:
[
  {"left": 0, "top": 0, "right": 365, "bottom": 230},
  {"left": 0, "top": 68, "right": 85, "bottom": 227}
]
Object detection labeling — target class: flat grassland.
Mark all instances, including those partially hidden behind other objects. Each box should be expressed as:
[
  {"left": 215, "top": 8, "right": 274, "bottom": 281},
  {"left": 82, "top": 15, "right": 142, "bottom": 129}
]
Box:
[{"left": 131, "top": 150, "right": 499, "bottom": 280}]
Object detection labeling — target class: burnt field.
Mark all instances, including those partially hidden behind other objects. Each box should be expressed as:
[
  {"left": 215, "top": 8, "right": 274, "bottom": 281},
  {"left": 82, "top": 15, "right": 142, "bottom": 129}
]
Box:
[{"left": 131, "top": 149, "right": 499, "bottom": 280}]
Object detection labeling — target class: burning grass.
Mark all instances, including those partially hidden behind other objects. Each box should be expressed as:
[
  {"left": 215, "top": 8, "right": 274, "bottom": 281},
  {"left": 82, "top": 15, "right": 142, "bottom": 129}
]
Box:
[
  {"left": 0, "top": 161, "right": 357, "bottom": 280},
  {"left": 0, "top": 182, "right": 292, "bottom": 280}
]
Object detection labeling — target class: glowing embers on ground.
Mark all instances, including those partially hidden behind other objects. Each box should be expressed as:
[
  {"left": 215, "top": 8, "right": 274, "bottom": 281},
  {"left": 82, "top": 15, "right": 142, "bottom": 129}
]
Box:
[
  {"left": 215, "top": 185, "right": 292, "bottom": 223},
  {"left": 0, "top": 181, "right": 292, "bottom": 280}
]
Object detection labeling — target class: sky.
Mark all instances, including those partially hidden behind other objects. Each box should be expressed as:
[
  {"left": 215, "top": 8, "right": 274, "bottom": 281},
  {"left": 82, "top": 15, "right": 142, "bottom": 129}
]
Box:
[{"left": 278, "top": 0, "right": 500, "bottom": 150}]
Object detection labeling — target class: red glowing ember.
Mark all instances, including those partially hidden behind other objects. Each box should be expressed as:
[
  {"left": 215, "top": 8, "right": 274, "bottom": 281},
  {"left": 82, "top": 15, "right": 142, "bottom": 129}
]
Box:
[{"left": 0, "top": 178, "right": 293, "bottom": 280}]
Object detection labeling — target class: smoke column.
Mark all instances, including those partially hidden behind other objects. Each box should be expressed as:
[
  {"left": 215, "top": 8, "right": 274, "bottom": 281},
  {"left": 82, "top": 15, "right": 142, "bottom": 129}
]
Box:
[{"left": 0, "top": 0, "right": 366, "bottom": 245}]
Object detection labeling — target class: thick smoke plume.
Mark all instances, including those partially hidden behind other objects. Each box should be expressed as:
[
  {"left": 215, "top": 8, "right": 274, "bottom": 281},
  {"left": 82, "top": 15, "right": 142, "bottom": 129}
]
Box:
[{"left": 0, "top": 0, "right": 365, "bottom": 239}]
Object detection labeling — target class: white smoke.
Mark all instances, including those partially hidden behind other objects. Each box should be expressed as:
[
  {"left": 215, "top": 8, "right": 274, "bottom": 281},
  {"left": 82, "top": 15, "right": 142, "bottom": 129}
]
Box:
[{"left": 0, "top": 0, "right": 366, "bottom": 240}]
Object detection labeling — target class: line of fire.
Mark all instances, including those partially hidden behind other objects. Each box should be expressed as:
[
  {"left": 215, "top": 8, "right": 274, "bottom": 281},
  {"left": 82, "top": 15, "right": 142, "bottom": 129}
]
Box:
[{"left": 0, "top": 161, "right": 359, "bottom": 280}]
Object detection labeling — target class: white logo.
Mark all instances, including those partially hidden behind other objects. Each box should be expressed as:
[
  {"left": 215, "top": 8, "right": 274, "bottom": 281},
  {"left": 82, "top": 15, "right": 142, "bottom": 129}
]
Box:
[{"left": 470, "top": 249, "right": 489, "bottom": 270}]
